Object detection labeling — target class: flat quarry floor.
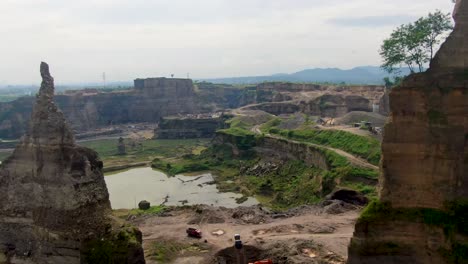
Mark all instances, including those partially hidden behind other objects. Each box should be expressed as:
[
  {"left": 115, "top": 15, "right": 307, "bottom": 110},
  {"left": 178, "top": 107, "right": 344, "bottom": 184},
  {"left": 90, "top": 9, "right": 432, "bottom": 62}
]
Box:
[{"left": 128, "top": 205, "right": 359, "bottom": 264}]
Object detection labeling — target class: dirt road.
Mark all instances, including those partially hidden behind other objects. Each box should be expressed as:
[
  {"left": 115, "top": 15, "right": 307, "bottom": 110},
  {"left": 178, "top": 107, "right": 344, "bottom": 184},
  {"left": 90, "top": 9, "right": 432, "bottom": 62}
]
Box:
[{"left": 131, "top": 205, "right": 359, "bottom": 264}]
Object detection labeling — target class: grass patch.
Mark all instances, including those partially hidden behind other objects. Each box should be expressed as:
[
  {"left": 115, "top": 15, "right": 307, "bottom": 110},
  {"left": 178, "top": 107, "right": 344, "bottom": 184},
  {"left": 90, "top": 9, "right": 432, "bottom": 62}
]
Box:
[
  {"left": 113, "top": 205, "right": 166, "bottom": 219},
  {"left": 82, "top": 224, "right": 142, "bottom": 264},
  {"left": 152, "top": 158, "right": 209, "bottom": 176},
  {"left": 0, "top": 151, "right": 13, "bottom": 162},
  {"left": 269, "top": 128, "right": 381, "bottom": 165},
  {"left": 148, "top": 241, "right": 187, "bottom": 263},
  {"left": 259, "top": 117, "right": 282, "bottom": 133},
  {"left": 358, "top": 200, "right": 468, "bottom": 260},
  {"left": 359, "top": 200, "right": 468, "bottom": 236},
  {"left": 147, "top": 241, "right": 210, "bottom": 263},
  {"left": 427, "top": 109, "right": 448, "bottom": 125},
  {"left": 352, "top": 241, "right": 410, "bottom": 256},
  {"left": 79, "top": 138, "right": 210, "bottom": 167},
  {"left": 341, "top": 182, "right": 377, "bottom": 200},
  {"left": 242, "top": 159, "right": 324, "bottom": 210},
  {"left": 440, "top": 243, "right": 468, "bottom": 264}
]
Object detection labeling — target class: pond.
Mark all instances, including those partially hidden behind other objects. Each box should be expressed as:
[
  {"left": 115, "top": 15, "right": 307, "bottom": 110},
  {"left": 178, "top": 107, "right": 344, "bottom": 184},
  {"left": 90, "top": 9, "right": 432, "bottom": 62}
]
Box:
[{"left": 104, "top": 167, "right": 258, "bottom": 209}]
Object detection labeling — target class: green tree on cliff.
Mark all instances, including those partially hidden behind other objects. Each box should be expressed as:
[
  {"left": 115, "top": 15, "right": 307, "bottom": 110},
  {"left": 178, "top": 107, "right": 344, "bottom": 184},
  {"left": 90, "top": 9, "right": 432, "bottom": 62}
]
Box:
[{"left": 380, "top": 10, "right": 453, "bottom": 74}]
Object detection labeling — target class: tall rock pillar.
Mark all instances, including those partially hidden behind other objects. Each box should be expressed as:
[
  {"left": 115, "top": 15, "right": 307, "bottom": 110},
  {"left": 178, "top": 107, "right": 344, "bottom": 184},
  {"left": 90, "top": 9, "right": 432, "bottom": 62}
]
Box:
[
  {"left": 348, "top": 1, "right": 468, "bottom": 263},
  {"left": 0, "top": 63, "right": 145, "bottom": 264}
]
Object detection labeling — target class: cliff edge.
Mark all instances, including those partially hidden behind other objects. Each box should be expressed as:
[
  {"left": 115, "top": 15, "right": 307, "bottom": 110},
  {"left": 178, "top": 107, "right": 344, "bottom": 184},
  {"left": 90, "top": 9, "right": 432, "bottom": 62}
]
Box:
[{"left": 348, "top": 1, "right": 468, "bottom": 263}]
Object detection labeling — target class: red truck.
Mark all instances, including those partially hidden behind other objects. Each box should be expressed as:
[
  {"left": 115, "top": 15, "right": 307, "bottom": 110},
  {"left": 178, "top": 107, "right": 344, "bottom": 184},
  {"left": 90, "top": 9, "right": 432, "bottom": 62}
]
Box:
[{"left": 186, "top": 228, "right": 202, "bottom": 238}]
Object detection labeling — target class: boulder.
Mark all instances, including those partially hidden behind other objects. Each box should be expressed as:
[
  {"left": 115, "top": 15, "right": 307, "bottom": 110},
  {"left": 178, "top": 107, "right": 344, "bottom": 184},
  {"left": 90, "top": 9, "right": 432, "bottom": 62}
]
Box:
[{"left": 138, "top": 200, "right": 151, "bottom": 210}]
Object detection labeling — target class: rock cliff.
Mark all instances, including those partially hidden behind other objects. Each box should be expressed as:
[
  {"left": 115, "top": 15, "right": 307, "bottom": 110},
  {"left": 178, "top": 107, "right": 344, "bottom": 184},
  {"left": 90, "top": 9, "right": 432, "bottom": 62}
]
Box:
[
  {"left": 348, "top": 1, "right": 468, "bottom": 263},
  {"left": 0, "top": 78, "right": 198, "bottom": 139},
  {"left": 155, "top": 116, "right": 226, "bottom": 139},
  {"left": 0, "top": 81, "right": 386, "bottom": 139},
  {"left": 0, "top": 62, "right": 145, "bottom": 264},
  {"left": 247, "top": 94, "right": 372, "bottom": 117}
]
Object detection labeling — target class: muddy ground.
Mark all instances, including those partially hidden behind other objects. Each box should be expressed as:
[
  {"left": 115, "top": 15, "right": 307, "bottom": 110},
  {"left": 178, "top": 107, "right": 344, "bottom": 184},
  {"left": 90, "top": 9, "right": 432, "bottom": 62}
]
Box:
[{"left": 128, "top": 202, "right": 360, "bottom": 264}]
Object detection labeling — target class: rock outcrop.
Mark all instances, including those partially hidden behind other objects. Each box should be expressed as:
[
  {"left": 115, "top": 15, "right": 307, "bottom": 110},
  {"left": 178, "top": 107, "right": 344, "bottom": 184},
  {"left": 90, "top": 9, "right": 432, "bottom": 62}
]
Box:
[
  {"left": 348, "top": 1, "right": 468, "bottom": 263},
  {"left": 0, "top": 62, "right": 145, "bottom": 264}
]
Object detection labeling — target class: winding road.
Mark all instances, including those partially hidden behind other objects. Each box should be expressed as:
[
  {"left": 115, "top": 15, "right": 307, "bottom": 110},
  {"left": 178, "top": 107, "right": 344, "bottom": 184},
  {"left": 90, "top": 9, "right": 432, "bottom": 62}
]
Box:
[{"left": 250, "top": 124, "right": 378, "bottom": 170}]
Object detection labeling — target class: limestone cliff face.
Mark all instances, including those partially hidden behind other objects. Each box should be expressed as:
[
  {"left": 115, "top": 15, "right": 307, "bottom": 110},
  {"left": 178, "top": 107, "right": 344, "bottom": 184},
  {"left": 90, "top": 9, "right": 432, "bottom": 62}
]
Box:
[
  {"left": 0, "top": 78, "right": 198, "bottom": 138},
  {"left": 0, "top": 63, "right": 145, "bottom": 264},
  {"left": 213, "top": 132, "right": 330, "bottom": 170},
  {"left": 156, "top": 116, "right": 225, "bottom": 139},
  {"left": 247, "top": 83, "right": 384, "bottom": 117},
  {"left": 256, "top": 82, "right": 385, "bottom": 103},
  {"left": 348, "top": 1, "right": 468, "bottom": 263},
  {"left": 247, "top": 94, "right": 372, "bottom": 117},
  {"left": 257, "top": 136, "right": 330, "bottom": 171}
]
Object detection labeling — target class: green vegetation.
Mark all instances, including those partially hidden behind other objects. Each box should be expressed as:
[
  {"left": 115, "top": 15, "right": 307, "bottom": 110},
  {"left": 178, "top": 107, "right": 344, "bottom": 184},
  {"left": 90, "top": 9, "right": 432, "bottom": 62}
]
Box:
[
  {"left": 341, "top": 182, "right": 377, "bottom": 200},
  {"left": 268, "top": 127, "right": 381, "bottom": 165},
  {"left": 149, "top": 241, "right": 187, "bottom": 263},
  {"left": 428, "top": 109, "right": 448, "bottom": 125},
  {"left": 259, "top": 117, "right": 282, "bottom": 133},
  {"left": 243, "top": 160, "right": 324, "bottom": 210},
  {"left": 79, "top": 138, "right": 210, "bottom": 168},
  {"left": 152, "top": 158, "right": 209, "bottom": 176},
  {"left": 441, "top": 243, "right": 468, "bottom": 264},
  {"left": 218, "top": 126, "right": 255, "bottom": 137},
  {"left": 358, "top": 200, "right": 468, "bottom": 261},
  {"left": 82, "top": 224, "right": 142, "bottom": 264},
  {"left": 352, "top": 241, "right": 411, "bottom": 256},
  {"left": 0, "top": 151, "right": 12, "bottom": 162},
  {"left": 0, "top": 95, "right": 23, "bottom": 102},
  {"left": 217, "top": 117, "right": 264, "bottom": 151},
  {"left": 147, "top": 241, "right": 210, "bottom": 263},
  {"left": 380, "top": 10, "right": 453, "bottom": 74},
  {"left": 149, "top": 131, "right": 378, "bottom": 210},
  {"left": 113, "top": 205, "right": 167, "bottom": 219},
  {"left": 359, "top": 200, "right": 468, "bottom": 236}
]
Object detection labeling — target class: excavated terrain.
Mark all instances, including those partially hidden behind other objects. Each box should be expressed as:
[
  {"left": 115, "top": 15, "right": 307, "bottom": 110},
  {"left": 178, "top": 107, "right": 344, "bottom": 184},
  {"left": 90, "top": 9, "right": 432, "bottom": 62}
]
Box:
[{"left": 128, "top": 204, "right": 360, "bottom": 264}]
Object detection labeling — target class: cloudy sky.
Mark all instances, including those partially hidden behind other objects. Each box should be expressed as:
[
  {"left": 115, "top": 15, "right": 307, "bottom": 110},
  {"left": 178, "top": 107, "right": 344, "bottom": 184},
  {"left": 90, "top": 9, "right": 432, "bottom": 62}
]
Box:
[{"left": 0, "top": 0, "right": 455, "bottom": 84}]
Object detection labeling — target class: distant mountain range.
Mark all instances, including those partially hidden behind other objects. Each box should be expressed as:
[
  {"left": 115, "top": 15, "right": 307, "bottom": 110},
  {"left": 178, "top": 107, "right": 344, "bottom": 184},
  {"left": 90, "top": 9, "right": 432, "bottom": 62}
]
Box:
[
  {"left": 1, "top": 66, "right": 413, "bottom": 90},
  {"left": 200, "top": 66, "right": 412, "bottom": 85}
]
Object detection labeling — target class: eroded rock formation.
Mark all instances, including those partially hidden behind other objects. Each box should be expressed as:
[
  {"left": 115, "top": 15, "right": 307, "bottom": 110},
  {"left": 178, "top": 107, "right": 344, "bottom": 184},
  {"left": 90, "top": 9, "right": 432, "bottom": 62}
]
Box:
[
  {"left": 0, "top": 62, "right": 145, "bottom": 264},
  {"left": 348, "top": 1, "right": 468, "bottom": 263}
]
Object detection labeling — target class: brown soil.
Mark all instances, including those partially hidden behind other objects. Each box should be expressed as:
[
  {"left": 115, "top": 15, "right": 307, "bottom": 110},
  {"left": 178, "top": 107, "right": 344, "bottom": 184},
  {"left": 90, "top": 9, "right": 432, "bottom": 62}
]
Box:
[{"left": 129, "top": 205, "right": 359, "bottom": 264}]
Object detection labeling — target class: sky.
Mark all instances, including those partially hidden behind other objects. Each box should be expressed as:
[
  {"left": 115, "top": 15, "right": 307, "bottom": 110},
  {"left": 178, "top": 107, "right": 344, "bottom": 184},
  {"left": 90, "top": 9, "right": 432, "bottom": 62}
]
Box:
[{"left": 0, "top": 0, "right": 455, "bottom": 84}]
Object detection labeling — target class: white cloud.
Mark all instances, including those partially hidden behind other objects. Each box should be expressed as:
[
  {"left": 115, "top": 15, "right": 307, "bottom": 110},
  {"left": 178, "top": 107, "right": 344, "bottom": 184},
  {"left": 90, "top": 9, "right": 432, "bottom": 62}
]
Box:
[{"left": 0, "top": 0, "right": 455, "bottom": 84}]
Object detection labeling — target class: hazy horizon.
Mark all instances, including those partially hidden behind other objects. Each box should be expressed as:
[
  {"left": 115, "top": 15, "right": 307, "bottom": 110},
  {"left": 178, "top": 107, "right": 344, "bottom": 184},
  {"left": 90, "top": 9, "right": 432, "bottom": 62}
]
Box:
[{"left": 1, "top": 0, "right": 454, "bottom": 85}]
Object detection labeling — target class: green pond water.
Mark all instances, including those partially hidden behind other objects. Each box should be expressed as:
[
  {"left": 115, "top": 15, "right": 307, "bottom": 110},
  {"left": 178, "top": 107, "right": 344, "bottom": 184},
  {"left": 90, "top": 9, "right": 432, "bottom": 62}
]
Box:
[{"left": 105, "top": 167, "right": 258, "bottom": 209}]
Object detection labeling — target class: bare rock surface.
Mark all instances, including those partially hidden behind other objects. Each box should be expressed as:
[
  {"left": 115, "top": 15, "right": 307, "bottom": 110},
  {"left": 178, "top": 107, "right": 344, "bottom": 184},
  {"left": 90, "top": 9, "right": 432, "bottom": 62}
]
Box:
[
  {"left": 0, "top": 62, "right": 145, "bottom": 264},
  {"left": 348, "top": 1, "right": 468, "bottom": 263}
]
